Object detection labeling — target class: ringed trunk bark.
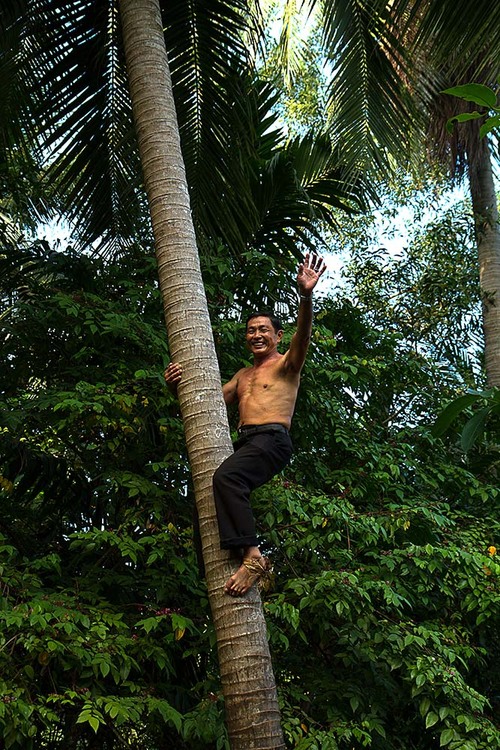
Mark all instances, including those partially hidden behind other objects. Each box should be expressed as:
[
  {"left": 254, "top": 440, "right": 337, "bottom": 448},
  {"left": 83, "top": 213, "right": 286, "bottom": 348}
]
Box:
[
  {"left": 118, "top": 1, "right": 285, "bottom": 747},
  {"left": 467, "top": 139, "right": 500, "bottom": 387}
]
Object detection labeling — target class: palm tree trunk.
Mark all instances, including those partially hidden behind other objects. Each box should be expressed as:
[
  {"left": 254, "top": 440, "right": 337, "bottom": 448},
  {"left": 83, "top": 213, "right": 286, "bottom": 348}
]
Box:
[
  {"left": 118, "top": 1, "right": 285, "bottom": 747},
  {"left": 467, "top": 139, "right": 500, "bottom": 387}
]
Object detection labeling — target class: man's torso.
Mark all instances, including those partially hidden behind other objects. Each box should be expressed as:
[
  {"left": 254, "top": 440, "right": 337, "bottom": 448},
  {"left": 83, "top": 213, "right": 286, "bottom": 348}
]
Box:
[{"left": 236, "top": 354, "right": 300, "bottom": 429}]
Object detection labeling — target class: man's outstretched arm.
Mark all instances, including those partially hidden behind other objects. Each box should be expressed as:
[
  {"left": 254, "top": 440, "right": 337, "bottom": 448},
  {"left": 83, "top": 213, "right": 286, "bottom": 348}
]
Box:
[{"left": 285, "top": 253, "right": 326, "bottom": 373}]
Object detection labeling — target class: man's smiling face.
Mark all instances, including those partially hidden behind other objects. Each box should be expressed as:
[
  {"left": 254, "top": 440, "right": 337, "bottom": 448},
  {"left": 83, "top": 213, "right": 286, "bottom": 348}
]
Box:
[{"left": 245, "top": 316, "right": 283, "bottom": 358}]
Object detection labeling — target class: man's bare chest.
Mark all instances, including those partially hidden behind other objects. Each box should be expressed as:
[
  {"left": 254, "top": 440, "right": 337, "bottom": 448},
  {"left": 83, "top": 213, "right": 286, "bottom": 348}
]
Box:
[{"left": 237, "top": 363, "right": 294, "bottom": 401}]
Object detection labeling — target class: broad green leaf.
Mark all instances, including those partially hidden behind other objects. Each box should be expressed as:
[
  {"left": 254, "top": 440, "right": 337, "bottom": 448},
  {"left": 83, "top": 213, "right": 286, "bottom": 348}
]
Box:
[
  {"left": 461, "top": 406, "right": 491, "bottom": 452},
  {"left": 480, "top": 115, "right": 500, "bottom": 138},
  {"left": 432, "top": 394, "right": 479, "bottom": 437},
  {"left": 99, "top": 660, "right": 110, "bottom": 678},
  {"left": 440, "top": 728, "right": 455, "bottom": 746},
  {"left": 419, "top": 697, "right": 430, "bottom": 717},
  {"left": 443, "top": 84, "right": 498, "bottom": 109},
  {"left": 446, "top": 111, "right": 483, "bottom": 134},
  {"left": 88, "top": 715, "right": 100, "bottom": 733},
  {"left": 451, "top": 111, "right": 484, "bottom": 123},
  {"left": 425, "top": 711, "right": 439, "bottom": 728}
]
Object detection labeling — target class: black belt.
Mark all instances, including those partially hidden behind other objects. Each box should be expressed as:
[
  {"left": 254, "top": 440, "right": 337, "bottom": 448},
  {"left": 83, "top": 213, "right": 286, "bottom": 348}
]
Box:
[{"left": 237, "top": 423, "right": 289, "bottom": 436}]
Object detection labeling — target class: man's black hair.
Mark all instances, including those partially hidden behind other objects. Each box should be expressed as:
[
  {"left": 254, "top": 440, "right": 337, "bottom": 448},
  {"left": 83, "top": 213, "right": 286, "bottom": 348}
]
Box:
[{"left": 245, "top": 311, "right": 283, "bottom": 333}]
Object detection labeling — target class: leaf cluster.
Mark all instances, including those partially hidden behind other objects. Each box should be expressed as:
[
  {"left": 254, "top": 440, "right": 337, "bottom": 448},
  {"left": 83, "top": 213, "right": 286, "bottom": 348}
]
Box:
[{"left": 0, "top": 237, "right": 228, "bottom": 748}]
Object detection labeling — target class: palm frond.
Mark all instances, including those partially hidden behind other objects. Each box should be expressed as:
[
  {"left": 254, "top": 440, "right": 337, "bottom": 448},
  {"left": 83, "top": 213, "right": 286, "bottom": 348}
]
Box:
[
  {"left": 180, "top": 66, "right": 368, "bottom": 260},
  {"left": 274, "top": 0, "right": 315, "bottom": 87},
  {"left": 394, "top": 0, "right": 500, "bottom": 75},
  {"left": 252, "top": 130, "right": 372, "bottom": 256},
  {"left": 28, "top": 0, "right": 143, "bottom": 253},
  {"left": 165, "top": 0, "right": 263, "bottom": 251},
  {"left": 316, "top": 0, "right": 422, "bottom": 174},
  {"left": 188, "top": 70, "right": 284, "bottom": 255},
  {"left": 0, "top": 1, "right": 57, "bottom": 223}
]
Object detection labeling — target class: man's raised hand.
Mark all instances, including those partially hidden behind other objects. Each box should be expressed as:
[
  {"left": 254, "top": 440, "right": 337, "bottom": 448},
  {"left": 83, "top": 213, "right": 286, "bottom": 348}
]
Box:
[{"left": 297, "top": 253, "right": 326, "bottom": 297}]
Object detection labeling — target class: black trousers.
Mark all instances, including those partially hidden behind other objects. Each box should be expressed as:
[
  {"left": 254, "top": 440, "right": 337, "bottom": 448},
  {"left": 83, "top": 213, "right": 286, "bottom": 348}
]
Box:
[{"left": 213, "top": 425, "right": 293, "bottom": 549}]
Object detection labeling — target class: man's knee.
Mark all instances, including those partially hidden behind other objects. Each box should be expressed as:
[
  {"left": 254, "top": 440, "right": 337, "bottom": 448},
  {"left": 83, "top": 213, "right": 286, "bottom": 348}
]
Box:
[
  {"left": 213, "top": 461, "right": 232, "bottom": 494},
  {"left": 213, "top": 456, "right": 247, "bottom": 498}
]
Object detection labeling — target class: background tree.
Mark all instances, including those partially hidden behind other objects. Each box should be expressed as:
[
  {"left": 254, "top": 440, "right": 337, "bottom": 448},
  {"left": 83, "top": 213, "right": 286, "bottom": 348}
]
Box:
[{"left": 395, "top": 0, "right": 500, "bottom": 387}]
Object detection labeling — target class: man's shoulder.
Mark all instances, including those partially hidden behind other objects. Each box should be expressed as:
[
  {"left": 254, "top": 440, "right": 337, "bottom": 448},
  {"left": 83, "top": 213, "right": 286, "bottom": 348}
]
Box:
[{"left": 227, "top": 364, "right": 252, "bottom": 385}]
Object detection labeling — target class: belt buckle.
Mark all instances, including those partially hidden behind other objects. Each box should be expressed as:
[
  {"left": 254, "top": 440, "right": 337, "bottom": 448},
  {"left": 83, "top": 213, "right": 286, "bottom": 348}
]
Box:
[{"left": 238, "top": 425, "right": 257, "bottom": 435}]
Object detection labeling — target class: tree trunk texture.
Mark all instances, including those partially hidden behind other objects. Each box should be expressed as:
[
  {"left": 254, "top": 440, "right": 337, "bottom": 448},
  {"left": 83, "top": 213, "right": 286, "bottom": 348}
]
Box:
[
  {"left": 118, "top": 1, "right": 285, "bottom": 747},
  {"left": 467, "top": 139, "right": 500, "bottom": 388}
]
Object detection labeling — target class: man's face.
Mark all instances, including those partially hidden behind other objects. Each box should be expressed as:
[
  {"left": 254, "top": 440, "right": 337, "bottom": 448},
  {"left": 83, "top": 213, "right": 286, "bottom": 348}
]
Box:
[{"left": 245, "top": 316, "right": 283, "bottom": 358}]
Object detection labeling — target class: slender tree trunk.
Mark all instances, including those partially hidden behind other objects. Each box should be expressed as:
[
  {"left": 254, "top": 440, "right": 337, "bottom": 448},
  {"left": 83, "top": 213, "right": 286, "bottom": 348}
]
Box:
[
  {"left": 467, "top": 139, "right": 500, "bottom": 387},
  {"left": 118, "top": 1, "right": 285, "bottom": 747}
]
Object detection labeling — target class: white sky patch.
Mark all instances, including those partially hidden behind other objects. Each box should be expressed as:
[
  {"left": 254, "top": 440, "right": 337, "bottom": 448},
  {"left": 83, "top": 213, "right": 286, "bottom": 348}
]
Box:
[
  {"left": 314, "top": 182, "right": 472, "bottom": 298},
  {"left": 36, "top": 217, "right": 73, "bottom": 247}
]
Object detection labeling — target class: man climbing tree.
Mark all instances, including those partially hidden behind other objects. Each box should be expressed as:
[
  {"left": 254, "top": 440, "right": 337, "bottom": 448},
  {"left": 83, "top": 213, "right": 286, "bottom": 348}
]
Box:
[{"left": 165, "top": 252, "right": 326, "bottom": 595}]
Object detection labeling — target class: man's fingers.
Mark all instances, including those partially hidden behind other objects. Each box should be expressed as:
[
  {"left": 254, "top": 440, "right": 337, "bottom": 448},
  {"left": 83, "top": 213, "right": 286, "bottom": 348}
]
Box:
[
  {"left": 303, "top": 253, "right": 326, "bottom": 274},
  {"left": 164, "top": 362, "right": 182, "bottom": 382}
]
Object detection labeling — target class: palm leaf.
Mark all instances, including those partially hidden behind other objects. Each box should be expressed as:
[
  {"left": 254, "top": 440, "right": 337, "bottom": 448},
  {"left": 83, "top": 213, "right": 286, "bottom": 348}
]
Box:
[
  {"left": 252, "top": 130, "right": 372, "bottom": 255},
  {"left": 184, "top": 68, "right": 369, "bottom": 260},
  {"left": 460, "top": 406, "right": 491, "bottom": 452},
  {"left": 165, "top": 1, "right": 264, "bottom": 254},
  {"left": 394, "top": 0, "right": 500, "bottom": 75},
  {"left": 3, "top": 0, "right": 264, "bottom": 253},
  {"left": 431, "top": 393, "right": 480, "bottom": 437},
  {"left": 316, "top": 0, "right": 421, "bottom": 175},
  {"left": 29, "top": 0, "right": 143, "bottom": 253}
]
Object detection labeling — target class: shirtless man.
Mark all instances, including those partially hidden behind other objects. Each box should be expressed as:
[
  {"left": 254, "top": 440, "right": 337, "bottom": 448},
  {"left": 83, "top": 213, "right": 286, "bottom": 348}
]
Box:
[{"left": 165, "top": 253, "right": 326, "bottom": 596}]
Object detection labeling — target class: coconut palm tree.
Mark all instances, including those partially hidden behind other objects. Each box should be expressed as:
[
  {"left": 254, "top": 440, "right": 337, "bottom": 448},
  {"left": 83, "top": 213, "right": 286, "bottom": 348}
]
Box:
[{"left": 118, "top": 2, "right": 285, "bottom": 746}]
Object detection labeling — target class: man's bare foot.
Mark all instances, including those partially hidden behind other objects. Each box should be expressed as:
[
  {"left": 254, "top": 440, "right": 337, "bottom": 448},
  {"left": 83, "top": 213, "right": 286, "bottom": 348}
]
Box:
[{"left": 225, "top": 556, "right": 271, "bottom": 597}]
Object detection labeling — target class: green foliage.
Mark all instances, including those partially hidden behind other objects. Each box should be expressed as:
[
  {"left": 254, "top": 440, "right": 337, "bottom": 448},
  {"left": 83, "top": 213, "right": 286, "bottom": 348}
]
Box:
[
  {"left": 433, "top": 388, "right": 500, "bottom": 453},
  {"left": 330, "top": 177, "right": 482, "bottom": 388},
  {"left": 0, "top": 527, "right": 221, "bottom": 749},
  {"left": 1, "top": 210, "right": 499, "bottom": 747},
  {"left": 0, "top": 239, "right": 225, "bottom": 749},
  {"left": 254, "top": 339, "right": 499, "bottom": 748},
  {"left": 444, "top": 83, "right": 500, "bottom": 139}
]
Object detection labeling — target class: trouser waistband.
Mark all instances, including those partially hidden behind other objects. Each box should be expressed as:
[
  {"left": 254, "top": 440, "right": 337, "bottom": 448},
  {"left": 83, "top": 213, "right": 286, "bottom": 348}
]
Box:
[{"left": 237, "top": 423, "right": 289, "bottom": 436}]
